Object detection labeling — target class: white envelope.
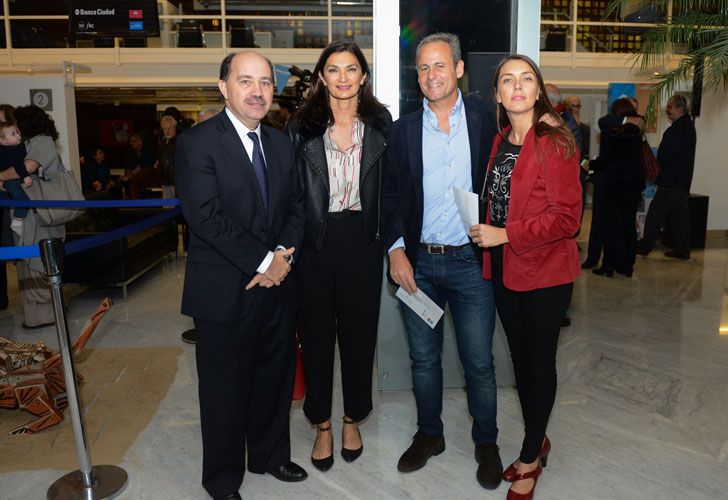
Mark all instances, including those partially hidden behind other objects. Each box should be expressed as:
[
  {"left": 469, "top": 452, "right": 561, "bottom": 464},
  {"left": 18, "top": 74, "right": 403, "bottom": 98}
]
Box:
[
  {"left": 395, "top": 287, "right": 444, "bottom": 329},
  {"left": 453, "top": 186, "right": 480, "bottom": 229}
]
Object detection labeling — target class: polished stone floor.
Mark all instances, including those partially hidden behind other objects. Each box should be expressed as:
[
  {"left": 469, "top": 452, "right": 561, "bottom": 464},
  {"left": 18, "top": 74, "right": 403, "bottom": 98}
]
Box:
[{"left": 1, "top": 231, "right": 727, "bottom": 499}]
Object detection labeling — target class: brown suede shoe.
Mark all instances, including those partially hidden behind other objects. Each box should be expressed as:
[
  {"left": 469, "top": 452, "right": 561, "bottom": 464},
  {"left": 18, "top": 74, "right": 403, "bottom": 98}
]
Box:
[
  {"left": 397, "top": 431, "right": 445, "bottom": 472},
  {"left": 475, "top": 442, "right": 503, "bottom": 490}
]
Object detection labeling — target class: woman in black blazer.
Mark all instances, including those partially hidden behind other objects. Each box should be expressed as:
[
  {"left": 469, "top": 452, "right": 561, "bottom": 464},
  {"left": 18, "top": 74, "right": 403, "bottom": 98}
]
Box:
[{"left": 287, "top": 40, "right": 391, "bottom": 471}]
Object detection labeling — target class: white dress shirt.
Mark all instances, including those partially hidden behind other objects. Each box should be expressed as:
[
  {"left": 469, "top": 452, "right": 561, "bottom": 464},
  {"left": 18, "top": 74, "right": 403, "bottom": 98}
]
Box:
[{"left": 224, "top": 107, "right": 276, "bottom": 275}]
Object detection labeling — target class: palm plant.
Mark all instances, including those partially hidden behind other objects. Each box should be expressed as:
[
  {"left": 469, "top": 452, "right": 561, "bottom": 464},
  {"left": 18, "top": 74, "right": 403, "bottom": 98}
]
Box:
[{"left": 606, "top": 0, "right": 728, "bottom": 124}]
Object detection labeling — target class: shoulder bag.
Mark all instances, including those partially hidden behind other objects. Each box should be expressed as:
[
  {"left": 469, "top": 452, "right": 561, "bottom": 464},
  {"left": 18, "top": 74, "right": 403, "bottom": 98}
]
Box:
[
  {"left": 25, "top": 165, "right": 85, "bottom": 226},
  {"left": 640, "top": 137, "right": 662, "bottom": 182}
]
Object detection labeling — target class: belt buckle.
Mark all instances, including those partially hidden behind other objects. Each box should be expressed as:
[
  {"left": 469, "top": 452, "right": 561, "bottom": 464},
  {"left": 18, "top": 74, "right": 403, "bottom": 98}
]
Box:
[{"left": 428, "top": 244, "right": 445, "bottom": 254}]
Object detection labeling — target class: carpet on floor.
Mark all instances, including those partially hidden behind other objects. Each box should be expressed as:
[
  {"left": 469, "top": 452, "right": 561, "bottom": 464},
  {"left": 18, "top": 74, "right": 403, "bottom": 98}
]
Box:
[{"left": 0, "top": 346, "right": 181, "bottom": 472}]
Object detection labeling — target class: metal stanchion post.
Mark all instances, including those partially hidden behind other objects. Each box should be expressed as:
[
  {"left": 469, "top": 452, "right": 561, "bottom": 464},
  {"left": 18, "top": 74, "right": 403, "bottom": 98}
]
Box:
[{"left": 40, "top": 239, "right": 128, "bottom": 500}]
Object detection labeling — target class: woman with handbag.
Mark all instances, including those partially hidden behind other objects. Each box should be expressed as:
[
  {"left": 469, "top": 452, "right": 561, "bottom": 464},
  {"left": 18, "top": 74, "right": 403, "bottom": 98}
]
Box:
[
  {"left": 591, "top": 98, "right": 645, "bottom": 278},
  {"left": 286, "top": 40, "right": 391, "bottom": 471},
  {"left": 0, "top": 105, "right": 70, "bottom": 328}
]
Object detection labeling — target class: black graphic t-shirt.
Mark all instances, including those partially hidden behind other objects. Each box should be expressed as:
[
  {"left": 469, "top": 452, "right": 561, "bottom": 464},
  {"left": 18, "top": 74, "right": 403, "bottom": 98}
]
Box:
[{"left": 486, "top": 139, "right": 521, "bottom": 228}]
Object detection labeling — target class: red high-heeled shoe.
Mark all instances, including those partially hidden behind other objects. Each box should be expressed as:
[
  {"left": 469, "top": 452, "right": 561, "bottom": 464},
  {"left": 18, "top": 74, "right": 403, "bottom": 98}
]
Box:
[
  {"left": 506, "top": 463, "right": 543, "bottom": 500},
  {"left": 502, "top": 436, "right": 550, "bottom": 482}
]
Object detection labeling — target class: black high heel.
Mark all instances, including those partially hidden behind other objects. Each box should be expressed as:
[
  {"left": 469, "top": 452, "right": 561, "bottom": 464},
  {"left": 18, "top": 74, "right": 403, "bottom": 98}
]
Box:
[
  {"left": 592, "top": 267, "right": 614, "bottom": 278},
  {"left": 311, "top": 422, "right": 334, "bottom": 471},
  {"left": 341, "top": 416, "right": 363, "bottom": 463}
]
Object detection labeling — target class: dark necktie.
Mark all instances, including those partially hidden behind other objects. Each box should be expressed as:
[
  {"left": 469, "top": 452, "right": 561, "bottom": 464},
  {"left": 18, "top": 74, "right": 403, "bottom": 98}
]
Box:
[{"left": 247, "top": 131, "right": 269, "bottom": 211}]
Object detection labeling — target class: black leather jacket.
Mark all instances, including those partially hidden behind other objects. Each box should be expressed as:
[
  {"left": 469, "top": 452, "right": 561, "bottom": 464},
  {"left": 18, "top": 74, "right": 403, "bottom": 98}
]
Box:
[{"left": 287, "top": 109, "right": 392, "bottom": 251}]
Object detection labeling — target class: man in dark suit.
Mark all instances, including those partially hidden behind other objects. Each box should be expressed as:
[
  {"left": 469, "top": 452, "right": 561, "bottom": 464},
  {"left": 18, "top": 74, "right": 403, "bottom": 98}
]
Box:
[
  {"left": 638, "top": 94, "right": 697, "bottom": 259},
  {"left": 176, "top": 51, "right": 307, "bottom": 500},
  {"left": 380, "top": 32, "right": 502, "bottom": 490}
]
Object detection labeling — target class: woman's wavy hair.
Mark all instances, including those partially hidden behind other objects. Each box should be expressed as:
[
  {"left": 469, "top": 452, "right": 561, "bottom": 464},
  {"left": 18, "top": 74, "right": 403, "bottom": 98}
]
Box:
[
  {"left": 493, "top": 54, "right": 576, "bottom": 158},
  {"left": 292, "top": 40, "right": 385, "bottom": 132},
  {"left": 14, "top": 105, "right": 59, "bottom": 142}
]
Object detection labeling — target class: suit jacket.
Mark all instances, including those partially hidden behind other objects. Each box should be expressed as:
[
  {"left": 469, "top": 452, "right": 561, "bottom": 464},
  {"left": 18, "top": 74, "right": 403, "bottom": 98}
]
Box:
[
  {"left": 578, "top": 123, "right": 591, "bottom": 158},
  {"left": 176, "top": 111, "right": 304, "bottom": 322},
  {"left": 381, "top": 95, "right": 497, "bottom": 272},
  {"left": 656, "top": 113, "right": 696, "bottom": 189},
  {"left": 482, "top": 128, "right": 581, "bottom": 291},
  {"left": 597, "top": 123, "right": 645, "bottom": 201}
]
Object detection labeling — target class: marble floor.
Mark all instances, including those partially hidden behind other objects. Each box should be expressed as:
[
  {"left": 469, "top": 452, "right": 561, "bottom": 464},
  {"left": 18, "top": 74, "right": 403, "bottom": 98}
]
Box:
[{"left": 1, "top": 231, "right": 727, "bottom": 500}]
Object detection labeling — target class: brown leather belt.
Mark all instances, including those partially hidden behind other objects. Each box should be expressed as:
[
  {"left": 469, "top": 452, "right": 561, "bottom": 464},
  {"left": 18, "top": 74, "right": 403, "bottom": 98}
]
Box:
[{"left": 417, "top": 242, "right": 470, "bottom": 254}]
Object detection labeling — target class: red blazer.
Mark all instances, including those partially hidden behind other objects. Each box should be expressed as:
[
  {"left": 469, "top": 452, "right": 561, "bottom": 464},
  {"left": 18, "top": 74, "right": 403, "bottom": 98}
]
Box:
[{"left": 482, "top": 127, "right": 581, "bottom": 291}]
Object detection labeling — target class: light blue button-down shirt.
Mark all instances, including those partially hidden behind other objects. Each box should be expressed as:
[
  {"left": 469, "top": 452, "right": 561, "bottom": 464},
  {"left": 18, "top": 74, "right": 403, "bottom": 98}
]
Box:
[
  {"left": 389, "top": 90, "right": 472, "bottom": 252},
  {"left": 420, "top": 90, "right": 472, "bottom": 246}
]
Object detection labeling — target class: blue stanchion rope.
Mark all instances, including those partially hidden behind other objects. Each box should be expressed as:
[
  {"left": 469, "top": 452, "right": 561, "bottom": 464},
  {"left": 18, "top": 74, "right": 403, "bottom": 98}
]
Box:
[{"left": 0, "top": 199, "right": 182, "bottom": 261}]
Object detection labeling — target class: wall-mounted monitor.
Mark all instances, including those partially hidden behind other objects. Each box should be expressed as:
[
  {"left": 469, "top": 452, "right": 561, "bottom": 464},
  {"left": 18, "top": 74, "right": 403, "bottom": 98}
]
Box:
[{"left": 69, "top": 1, "right": 160, "bottom": 37}]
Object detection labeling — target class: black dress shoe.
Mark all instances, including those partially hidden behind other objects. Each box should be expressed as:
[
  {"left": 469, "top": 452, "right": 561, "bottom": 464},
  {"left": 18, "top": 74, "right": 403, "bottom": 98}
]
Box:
[
  {"left": 475, "top": 442, "right": 503, "bottom": 490},
  {"left": 635, "top": 245, "right": 650, "bottom": 257},
  {"left": 580, "top": 260, "right": 597, "bottom": 269},
  {"left": 664, "top": 250, "right": 690, "bottom": 260},
  {"left": 181, "top": 328, "right": 197, "bottom": 344},
  {"left": 397, "top": 431, "right": 445, "bottom": 473},
  {"left": 266, "top": 461, "right": 308, "bottom": 482},
  {"left": 213, "top": 493, "right": 242, "bottom": 500},
  {"left": 592, "top": 267, "right": 614, "bottom": 278}
]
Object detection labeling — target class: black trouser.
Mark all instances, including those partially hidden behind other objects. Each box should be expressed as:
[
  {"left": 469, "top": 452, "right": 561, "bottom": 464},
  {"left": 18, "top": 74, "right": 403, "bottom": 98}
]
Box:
[
  {"left": 640, "top": 186, "right": 691, "bottom": 255},
  {"left": 0, "top": 260, "right": 6, "bottom": 309},
  {"left": 296, "top": 211, "right": 383, "bottom": 424},
  {"left": 194, "top": 291, "right": 295, "bottom": 498},
  {"left": 492, "top": 263, "right": 572, "bottom": 464},
  {"left": 584, "top": 176, "right": 606, "bottom": 266},
  {"left": 603, "top": 195, "right": 639, "bottom": 273}
]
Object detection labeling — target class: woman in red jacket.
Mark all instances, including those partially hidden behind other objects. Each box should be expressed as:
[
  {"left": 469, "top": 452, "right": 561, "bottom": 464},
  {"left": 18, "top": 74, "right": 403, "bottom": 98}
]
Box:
[{"left": 470, "top": 55, "right": 582, "bottom": 500}]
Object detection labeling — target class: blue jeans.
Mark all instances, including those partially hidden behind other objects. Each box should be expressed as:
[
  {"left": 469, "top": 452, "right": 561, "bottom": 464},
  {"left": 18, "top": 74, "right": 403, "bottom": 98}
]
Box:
[{"left": 400, "top": 245, "right": 498, "bottom": 444}]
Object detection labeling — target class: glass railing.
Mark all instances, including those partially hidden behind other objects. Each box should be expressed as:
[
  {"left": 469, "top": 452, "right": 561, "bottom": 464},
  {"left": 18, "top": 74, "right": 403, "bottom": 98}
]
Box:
[
  {"left": 540, "top": 1, "right": 667, "bottom": 54},
  {"left": 0, "top": 1, "right": 373, "bottom": 50}
]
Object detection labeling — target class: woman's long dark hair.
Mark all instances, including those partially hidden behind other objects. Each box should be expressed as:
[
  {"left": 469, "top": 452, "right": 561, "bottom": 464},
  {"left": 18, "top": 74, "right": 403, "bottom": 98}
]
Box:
[
  {"left": 14, "top": 105, "right": 60, "bottom": 141},
  {"left": 493, "top": 55, "right": 576, "bottom": 158},
  {"left": 292, "top": 40, "right": 386, "bottom": 133},
  {"left": 611, "top": 97, "right": 640, "bottom": 119}
]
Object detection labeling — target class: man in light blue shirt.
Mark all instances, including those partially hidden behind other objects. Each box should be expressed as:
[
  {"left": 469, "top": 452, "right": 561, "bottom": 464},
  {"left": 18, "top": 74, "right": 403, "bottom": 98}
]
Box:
[{"left": 381, "top": 32, "right": 502, "bottom": 490}]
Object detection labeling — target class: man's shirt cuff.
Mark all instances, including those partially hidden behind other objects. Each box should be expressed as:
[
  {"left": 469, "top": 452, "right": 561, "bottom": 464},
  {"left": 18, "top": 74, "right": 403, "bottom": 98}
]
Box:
[
  {"left": 388, "top": 237, "right": 405, "bottom": 255},
  {"left": 257, "top": 251, "right": 274, "bottom": 274}
]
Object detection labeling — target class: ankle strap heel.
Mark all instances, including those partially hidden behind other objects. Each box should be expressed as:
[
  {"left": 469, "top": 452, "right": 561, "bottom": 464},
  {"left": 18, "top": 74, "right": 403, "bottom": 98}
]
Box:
[
  {"left": 314, "top": 423, "right": 332, "bottom": 432},
  {"left": 341, "top": 416, "right": 363, "bottom": 463},
  {"left": 311, "top": 422, "right": 334, "bottom": 472}
]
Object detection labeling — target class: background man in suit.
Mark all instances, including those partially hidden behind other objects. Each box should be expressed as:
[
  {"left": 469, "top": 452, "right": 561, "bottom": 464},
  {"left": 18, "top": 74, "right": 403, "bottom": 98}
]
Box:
[
  {"left": 176, "top": 51, "right": 306, "bottom": 500},
  {"left": 566, "top": 95, "right": 591, "bottom": 162},
  {"left": 637, "top": 94, "right": 697, "bottom": 260},
  {"left": 381, "top": 32, "right": 502, "bottom": 490}
]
